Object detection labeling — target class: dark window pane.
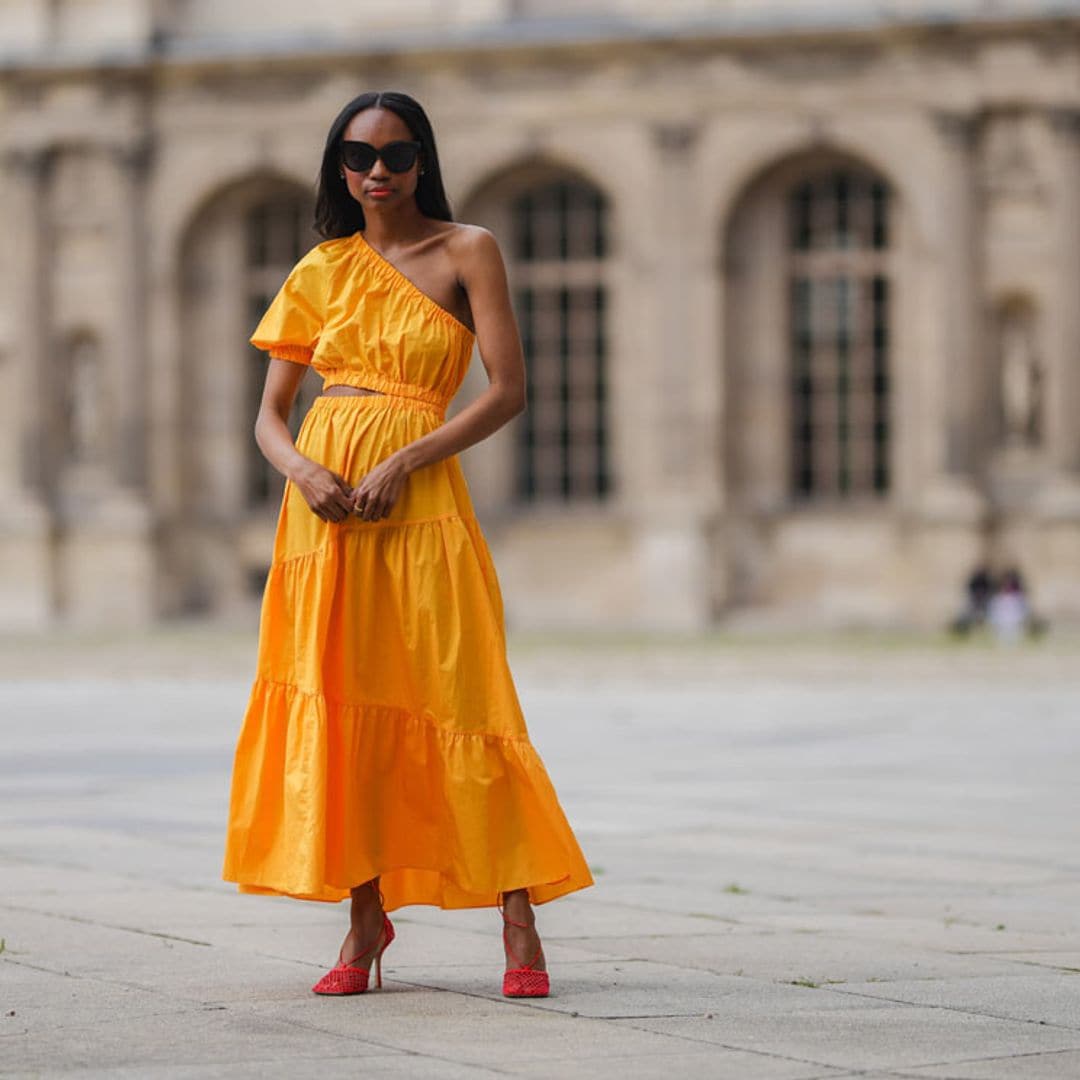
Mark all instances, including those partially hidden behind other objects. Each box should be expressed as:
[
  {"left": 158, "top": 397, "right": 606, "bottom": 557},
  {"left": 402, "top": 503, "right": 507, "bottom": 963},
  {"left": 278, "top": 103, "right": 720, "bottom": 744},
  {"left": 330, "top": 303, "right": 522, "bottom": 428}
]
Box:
[
  {"left": 788, "top": 170, "right": 891, "bottom": 501},
  {"left": 511, "top": 179, "right": 610, "bottom": 503}
]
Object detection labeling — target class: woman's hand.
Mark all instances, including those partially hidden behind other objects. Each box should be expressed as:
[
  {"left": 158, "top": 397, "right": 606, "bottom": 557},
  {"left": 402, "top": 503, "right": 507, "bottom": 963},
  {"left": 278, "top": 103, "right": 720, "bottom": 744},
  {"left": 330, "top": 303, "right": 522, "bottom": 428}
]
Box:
[
  {"left": 290, "top": 459, "right": 357, "bottom": 523},
  {"left": 350, "top": 452, "right": 411, "bottom": 521}
]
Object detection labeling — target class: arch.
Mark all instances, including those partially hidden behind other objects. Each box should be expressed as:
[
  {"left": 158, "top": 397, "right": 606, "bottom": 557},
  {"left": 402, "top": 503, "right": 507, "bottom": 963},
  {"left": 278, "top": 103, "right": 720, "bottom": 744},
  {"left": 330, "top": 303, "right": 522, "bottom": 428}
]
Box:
[
  {"left": 174, "top": 173, "right": 319, "bottom": 612},
  {"left": 166, "top": 162, "right": 319, "bottom": 266},
  {"left": 459, "top": 152, "right": 614, "bottom": 227},
  {"left": 720, "top": 143, "right": 896, "bottom": 244},
  {"left": 458, "top": 156, "right": 615, "bottom": 511},
  {"left": 177, "top": 170, "right": 319, "bottom": 269},
  {"left": 720, "top": 143, "right": 901, "bottom": 607},
  {"left": 706, "top": 123, "right": 933, "bottom": 262},
  {"left": 724, "top": 146, "right": 896, "bottom": 497}
]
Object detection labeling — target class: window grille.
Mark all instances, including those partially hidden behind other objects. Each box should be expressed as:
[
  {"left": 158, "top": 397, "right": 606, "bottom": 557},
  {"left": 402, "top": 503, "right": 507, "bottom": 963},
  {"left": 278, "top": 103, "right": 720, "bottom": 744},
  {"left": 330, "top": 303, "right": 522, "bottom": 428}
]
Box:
[
  {"left": 788, "top": 170, "right": 890, "bottom": 500},
  {"left": 509, "top": 180, "right": 611, "bottom": 502},
  {"left": 243, "top": 196, "right": 318, "bottom": 509}
]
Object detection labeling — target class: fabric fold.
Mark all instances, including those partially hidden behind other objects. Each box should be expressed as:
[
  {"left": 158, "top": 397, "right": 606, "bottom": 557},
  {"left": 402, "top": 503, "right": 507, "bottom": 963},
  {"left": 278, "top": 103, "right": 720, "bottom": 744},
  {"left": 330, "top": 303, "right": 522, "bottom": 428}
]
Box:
[{"left": 223, "top": 676, "right": 592, "bottom": 909}]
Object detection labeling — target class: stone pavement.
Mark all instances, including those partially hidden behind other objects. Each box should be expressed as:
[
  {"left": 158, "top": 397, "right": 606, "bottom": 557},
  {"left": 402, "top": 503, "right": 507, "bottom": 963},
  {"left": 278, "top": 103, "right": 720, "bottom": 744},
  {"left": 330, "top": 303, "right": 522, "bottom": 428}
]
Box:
[{"left": 2, "top": 624, "right": 1080, "bottom": 1078}]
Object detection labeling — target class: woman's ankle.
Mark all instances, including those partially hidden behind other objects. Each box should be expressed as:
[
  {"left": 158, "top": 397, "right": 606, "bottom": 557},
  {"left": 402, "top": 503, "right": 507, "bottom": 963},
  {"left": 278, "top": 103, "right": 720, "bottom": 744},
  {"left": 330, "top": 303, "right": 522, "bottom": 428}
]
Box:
[
  {"left": 349, "top": 879, "right": 383, "bottom": 926},
  {"left": 500, "top": 887, "right": 535, "bottom": 925}
]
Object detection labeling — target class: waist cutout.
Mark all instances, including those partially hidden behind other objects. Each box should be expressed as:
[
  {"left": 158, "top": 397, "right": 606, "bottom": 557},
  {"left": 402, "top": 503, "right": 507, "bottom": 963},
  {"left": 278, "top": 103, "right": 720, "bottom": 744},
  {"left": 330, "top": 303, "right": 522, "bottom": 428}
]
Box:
[
  {"left": 317, "top": 381, "right": 446, "bottom": 419},
  {"left": 322, "top": 385, "right": 385, "bottom": 397}
]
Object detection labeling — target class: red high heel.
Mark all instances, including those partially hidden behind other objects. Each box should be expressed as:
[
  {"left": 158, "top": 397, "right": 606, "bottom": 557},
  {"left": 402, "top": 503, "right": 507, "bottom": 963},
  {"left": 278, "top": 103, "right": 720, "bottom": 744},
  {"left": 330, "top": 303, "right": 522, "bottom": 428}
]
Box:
[
  {"left": 498, "top": 894, "right": 550, "bottom": 998},
  {"left": 312, "top": 881, "right": 395, "bottom": 996}
]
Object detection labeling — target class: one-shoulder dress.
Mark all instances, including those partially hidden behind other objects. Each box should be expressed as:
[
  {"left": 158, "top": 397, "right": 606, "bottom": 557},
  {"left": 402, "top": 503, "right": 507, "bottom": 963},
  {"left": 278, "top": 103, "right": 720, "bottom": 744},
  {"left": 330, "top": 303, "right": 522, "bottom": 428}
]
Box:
[{"left": 221, "top": 230, "right": 594, "bottom": 911}]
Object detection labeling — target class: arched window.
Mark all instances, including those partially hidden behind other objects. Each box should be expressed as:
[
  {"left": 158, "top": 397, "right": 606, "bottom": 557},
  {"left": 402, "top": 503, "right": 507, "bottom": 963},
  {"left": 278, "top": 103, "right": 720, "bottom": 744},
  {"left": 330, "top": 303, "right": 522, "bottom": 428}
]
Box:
[
  {"left": 509, "top": 178, "right": 611, "bottom": 502},
  {"left": 243, "top": 193, "right": 319, "bottom": 509},
  {"left": 788, "top": 169, "right": 891, "bottom": 500}
]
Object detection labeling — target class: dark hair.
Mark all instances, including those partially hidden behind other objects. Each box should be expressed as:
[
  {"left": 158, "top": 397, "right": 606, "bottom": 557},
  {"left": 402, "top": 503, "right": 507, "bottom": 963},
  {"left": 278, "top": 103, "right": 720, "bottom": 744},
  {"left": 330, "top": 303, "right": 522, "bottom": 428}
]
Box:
[{"left": 314, "top": 90, "right": 453, "bottom": 240}]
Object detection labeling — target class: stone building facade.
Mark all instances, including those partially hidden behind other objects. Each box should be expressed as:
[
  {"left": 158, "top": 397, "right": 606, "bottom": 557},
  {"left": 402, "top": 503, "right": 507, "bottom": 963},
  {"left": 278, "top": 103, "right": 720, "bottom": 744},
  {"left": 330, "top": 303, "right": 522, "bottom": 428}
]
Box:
[{"left": 1, "top": 0, "right": 1078, "bottom": 631}]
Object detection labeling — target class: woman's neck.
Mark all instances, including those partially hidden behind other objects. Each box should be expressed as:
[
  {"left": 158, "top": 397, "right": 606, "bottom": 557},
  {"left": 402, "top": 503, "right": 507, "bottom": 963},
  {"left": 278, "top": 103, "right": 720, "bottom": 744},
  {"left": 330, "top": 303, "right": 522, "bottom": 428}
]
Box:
[{"left": 361, "top": 204, "right": 431, "bottom": 251}]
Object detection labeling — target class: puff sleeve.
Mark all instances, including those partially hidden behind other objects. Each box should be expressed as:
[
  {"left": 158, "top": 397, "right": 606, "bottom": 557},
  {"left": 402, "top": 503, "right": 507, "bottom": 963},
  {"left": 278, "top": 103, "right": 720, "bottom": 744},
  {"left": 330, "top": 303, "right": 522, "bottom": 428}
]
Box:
[{"left": 248, "top": 246, "right": 326, "bottom": 365}]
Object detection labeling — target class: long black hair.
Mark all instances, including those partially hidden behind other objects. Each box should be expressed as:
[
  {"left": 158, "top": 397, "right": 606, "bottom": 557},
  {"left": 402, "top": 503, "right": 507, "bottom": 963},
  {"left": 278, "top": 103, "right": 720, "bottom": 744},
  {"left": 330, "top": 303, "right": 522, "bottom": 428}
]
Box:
[{"left": 314, "top": 90, "right": 454, "bottom": 240}]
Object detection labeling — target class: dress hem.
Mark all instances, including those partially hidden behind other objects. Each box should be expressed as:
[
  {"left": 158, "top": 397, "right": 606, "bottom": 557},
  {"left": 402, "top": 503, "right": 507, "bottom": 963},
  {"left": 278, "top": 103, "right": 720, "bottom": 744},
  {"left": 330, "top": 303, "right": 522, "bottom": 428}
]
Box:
[
  {"left": 222, "top": 676, "right": 596, "bottom": 910},
  {"left": 222, "top": 867, "right": 588, "bottom": 911}
]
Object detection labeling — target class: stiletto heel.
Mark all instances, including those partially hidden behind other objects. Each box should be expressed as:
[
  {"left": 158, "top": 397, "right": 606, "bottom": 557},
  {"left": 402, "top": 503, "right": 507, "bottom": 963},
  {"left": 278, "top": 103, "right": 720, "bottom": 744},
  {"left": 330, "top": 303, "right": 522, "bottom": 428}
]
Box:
[
  {"left": 312, "top": 880, "right": 395, "bottom": 996},
  {"left": 498, "top": 893, "right": 550, "bottom": 998}
]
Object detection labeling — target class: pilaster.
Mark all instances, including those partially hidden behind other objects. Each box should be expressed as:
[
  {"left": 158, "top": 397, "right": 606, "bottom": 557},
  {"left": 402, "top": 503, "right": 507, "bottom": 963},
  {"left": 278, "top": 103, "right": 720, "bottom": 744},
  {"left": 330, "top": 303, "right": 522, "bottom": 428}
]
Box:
[
  {"left": 917, "top": 110, "right": 989, "bottom": 524},
  {"left": 1033, "top": 107, "right": 1080, "bottom": 517},
  {"left": 632, "top": 121, "right": 714, "bottom": 629},
  {"left": 0, "top": 144, "right": 55, "bottom": 626},
  {"left": 107, "top": 136, "right": 154, "bottom": 492}
]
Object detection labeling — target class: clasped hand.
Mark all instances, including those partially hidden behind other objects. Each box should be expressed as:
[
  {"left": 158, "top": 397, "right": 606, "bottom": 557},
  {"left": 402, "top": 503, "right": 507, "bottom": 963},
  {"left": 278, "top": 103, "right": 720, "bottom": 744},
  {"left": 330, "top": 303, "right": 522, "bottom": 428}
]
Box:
[{"left": 293, "top": 456, "right": 410, "bottom": 523}]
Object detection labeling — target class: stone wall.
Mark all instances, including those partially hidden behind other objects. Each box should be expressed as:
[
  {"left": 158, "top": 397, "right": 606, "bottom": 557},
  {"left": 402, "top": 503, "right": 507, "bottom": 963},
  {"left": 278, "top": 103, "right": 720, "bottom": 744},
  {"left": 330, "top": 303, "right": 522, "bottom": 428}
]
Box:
[{"left": 1, "top": 6, "right": 1078, "bottom": 630}]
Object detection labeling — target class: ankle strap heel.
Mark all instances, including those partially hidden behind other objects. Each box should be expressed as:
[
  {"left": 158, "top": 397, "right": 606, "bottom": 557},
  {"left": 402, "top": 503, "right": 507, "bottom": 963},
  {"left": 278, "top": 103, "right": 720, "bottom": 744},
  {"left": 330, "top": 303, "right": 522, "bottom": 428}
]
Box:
[
  {"left": 311, "top": 878, "right": 395, "bottom": 996},
  {"left": 498, "top": 893, "right": 550, "bottom": 998}
]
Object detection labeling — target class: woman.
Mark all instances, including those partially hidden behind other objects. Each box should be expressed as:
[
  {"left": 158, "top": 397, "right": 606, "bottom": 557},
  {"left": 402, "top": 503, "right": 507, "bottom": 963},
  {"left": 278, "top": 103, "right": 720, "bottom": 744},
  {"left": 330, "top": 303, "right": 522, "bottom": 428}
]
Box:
[{"left": 220, "top": 90, "right": 594, "bottom": 999}]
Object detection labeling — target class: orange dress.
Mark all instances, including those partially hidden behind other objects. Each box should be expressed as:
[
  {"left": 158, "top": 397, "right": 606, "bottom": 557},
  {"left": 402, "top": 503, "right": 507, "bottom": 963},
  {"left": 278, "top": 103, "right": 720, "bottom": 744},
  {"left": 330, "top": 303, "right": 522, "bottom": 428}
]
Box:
[{"left": 221, "top": 230, "right": 594, "bottom": 911}]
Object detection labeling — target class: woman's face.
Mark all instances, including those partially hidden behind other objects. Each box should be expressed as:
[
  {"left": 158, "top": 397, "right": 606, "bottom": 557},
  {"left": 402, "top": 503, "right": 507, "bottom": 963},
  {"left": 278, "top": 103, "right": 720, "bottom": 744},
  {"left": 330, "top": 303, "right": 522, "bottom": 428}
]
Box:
[{"left": 340, "top": 107, "right": 422, "bottom": 213}]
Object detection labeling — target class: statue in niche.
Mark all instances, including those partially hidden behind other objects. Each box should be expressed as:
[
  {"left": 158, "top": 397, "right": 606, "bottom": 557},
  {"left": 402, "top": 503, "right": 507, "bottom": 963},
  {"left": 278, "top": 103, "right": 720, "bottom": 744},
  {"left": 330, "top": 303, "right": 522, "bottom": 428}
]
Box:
[
  {"left": 998, "top": 306, "right": 1042, "bottom": 450},
  {"left": 64, "top": 336, "right": 107, "bottom": 465}
]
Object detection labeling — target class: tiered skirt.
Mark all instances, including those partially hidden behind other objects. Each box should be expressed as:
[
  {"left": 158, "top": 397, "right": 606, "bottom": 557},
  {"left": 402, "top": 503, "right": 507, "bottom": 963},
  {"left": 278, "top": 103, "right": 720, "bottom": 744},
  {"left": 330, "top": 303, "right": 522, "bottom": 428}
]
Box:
[{"left": 221, "top": 393, "right": 594, "bottom": 910}]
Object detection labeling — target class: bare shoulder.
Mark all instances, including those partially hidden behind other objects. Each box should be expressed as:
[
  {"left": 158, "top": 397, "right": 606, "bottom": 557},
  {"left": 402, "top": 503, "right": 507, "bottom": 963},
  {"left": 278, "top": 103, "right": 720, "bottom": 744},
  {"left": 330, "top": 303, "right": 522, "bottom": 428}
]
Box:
[{"left": 444, "top": 223, "right": 504, "bottom": 281}]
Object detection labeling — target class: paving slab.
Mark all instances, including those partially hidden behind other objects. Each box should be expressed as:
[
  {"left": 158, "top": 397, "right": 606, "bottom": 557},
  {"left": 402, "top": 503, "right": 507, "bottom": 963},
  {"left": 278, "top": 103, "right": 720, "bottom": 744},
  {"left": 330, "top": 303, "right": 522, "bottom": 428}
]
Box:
[
  {"left": 2, "top": 992, "right": 409, "bottom": 1076},
  {"left": 2, "top": 629, "right": 1080, "bottom": 1077},
  {"left": 614, "top": 1007, "right": 1080, "bottom": 1073},
  {"left": 569, "top": 926, "right": 1035, "bottom": 984},
  {"left": 836, "top": 973, "right": 1080, "bottom": 1030},
  {"left": 502, "top": 1049, "right": 854, "bottom": 1079},
  {"left": 896, "top": 1047, "right": 1080, "bottom": 1078}
]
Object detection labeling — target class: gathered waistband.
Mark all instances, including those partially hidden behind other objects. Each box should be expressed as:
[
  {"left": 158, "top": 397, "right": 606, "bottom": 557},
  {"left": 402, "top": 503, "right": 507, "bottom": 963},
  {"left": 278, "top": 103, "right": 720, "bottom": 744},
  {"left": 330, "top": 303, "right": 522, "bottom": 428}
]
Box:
[
  {"left": 312, "top": 390, "right": 445, "bottom": 420},
  {"left": 315, "top": 371, "right": 451, "bottom": 419}
]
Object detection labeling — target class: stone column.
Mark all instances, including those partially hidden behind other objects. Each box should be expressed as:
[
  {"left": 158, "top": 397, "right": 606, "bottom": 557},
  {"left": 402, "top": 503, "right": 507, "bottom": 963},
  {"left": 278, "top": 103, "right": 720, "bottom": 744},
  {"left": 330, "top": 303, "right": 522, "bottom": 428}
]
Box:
[
  {"left": 55, "top": 135, "right": 157, "bottom": 628},
  {"left": 925, "top": 110, "right": 987, "bottom": 504},
  {"left": 1035, "top": 108, "right": 1080, "bottom": 515},
  {"left": 906, "top": 112, "right": 988, "bottom": 628},
  {"left": 631, "top": 121, "right": 714, "bottom": 630},
  {"left": 1026, "top": 108, "right": 1080, "bottom": 620},
  {"left": 0, "top": 145, "right": 55, "bottom": 627},
  {"left": 107, "top": 136, "right": 154, "bottom": 492}
]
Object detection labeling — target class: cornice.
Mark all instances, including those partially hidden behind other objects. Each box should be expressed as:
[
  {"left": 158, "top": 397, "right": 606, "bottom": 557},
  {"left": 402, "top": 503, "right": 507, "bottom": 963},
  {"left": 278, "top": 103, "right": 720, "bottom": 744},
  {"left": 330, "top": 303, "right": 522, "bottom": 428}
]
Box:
[{"left": 0, "top": 10, "right": 1077, "bottom": 82}]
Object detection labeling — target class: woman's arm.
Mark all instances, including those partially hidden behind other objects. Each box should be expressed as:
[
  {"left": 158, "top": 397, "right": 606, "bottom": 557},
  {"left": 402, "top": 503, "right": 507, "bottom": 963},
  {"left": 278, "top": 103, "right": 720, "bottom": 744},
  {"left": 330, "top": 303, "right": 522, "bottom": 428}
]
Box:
[
  {"left": 402, "top": 225, "right": 526, "bottom": 471},
  {"left": 351, "top": 225, "right": 527, "bottom": 522},
  {"left": 255, "top": 358, "right": 356, "bottom": 523}
]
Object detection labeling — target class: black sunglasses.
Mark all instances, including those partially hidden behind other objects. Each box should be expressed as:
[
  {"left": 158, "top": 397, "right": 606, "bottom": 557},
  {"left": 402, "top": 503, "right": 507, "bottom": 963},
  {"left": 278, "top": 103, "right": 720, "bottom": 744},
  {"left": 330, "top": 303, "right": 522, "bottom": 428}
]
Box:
[{"left": 340, "top": 140, "right": 422, "bottom": 174}]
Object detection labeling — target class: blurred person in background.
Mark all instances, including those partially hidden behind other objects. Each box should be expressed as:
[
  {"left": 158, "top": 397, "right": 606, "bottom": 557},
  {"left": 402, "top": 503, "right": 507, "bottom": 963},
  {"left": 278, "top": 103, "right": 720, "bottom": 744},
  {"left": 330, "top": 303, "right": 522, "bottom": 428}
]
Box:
[
  {"left": 987, "top": 566, "right": 1029, "bottom": 645},
  {"left": 950, "top": 563, "right": 996, "bottom": 636},
  {"left": 951, "top": 562, "right": 1048, "bottom": 642},
  {"left": 221, "top": 90, "right": 593, "bottom": 1000},
  {"left": 987, "top": 565, "right": 1048, "bottom": 644}
]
